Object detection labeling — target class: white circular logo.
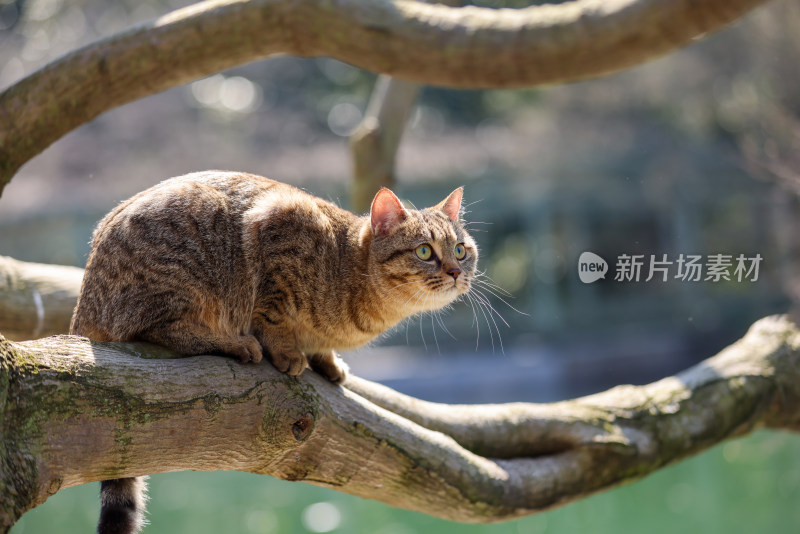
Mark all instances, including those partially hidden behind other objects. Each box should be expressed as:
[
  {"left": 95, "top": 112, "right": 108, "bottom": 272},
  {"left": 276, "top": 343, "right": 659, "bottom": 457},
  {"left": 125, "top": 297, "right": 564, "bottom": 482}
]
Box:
[{"left": 578, "top": 252, "right": 608, "bottom": 283}]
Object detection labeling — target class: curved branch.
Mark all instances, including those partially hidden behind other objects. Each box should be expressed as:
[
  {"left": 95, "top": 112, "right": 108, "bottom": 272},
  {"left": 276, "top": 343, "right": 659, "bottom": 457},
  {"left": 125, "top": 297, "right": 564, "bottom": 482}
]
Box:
[
  {"left": 0, "top": 0, "right": 772, "bottom": 194},
  {"left": 2, "top": 315, "right": 799, "bottom": 530},
  {"left": 348, "top": 314, "right": 800, "bottom": 459}
]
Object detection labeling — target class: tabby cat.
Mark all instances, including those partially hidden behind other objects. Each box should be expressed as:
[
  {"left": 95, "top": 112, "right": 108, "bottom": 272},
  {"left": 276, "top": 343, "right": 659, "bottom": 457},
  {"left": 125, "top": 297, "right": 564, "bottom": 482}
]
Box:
[{"left": 70, "top": 170, "right": 477, "bottom": 534}]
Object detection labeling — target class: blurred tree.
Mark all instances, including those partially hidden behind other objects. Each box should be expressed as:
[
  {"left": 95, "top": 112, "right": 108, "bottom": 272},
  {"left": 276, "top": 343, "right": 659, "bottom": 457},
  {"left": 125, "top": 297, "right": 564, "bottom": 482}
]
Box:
[
  {"left": 350, "top": 76, "right": 420, "bottom": 212},
  {"left": 0, "top": 0, "right": 773, "bottom": 195}
]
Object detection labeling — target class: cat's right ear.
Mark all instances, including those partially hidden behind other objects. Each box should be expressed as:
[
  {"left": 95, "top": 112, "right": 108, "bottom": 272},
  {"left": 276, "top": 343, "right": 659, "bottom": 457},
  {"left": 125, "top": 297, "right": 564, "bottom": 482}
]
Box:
[{"left": 370, "top": 188, "right": 406, "bottom": 237}]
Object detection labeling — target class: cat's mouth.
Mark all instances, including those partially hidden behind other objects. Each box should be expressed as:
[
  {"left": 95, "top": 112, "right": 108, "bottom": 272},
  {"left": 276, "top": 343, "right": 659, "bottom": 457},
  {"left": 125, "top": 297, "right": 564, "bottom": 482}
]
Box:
[
  {"left": 434, "top": 277, "right": 469, "bottom": 299},
  {"left": 391, "top": 276, "right": 470, "bottom": 314}
]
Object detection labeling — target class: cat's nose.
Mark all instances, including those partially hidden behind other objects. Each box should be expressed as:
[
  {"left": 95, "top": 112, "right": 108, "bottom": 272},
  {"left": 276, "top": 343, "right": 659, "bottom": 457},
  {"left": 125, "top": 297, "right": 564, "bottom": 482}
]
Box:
[{"left": 445, "top": 266, "right": 461, "bottom": 280}]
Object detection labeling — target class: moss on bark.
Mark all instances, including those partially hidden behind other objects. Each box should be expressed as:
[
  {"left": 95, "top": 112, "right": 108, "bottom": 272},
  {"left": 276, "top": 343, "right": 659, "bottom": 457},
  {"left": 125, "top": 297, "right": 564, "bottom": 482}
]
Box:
[
  {"left": 1, "top": 318, "right": 800, "bottom": 531},
  {"left": 0, "top": 336, "right": 41, "bottom": 532}
]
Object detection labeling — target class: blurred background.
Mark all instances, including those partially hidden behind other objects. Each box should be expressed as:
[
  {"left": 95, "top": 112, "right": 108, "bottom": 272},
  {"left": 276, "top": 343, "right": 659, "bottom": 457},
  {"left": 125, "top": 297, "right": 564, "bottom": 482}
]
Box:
[{"left": 2, "top": 0, "right": 800, "bottom": 532}]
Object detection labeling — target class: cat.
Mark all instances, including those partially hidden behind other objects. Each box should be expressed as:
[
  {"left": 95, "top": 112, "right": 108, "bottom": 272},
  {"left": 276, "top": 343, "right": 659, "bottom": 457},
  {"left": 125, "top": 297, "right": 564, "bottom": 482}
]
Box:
[{"left": 70, "top": 170, "right": 477, "bottom": 534}]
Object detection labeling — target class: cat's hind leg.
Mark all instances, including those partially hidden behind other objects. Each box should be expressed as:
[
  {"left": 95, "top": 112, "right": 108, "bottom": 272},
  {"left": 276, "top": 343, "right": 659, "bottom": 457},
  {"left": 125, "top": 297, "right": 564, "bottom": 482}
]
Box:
[{"left": 138, "top": 320, "right": 263, "bottom": 363}]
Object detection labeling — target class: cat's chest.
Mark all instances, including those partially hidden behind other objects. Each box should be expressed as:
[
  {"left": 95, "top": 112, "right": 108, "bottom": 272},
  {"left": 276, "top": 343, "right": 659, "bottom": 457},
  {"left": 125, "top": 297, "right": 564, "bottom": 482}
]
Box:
[{"left": 292, "top": 313, "right": 385, "bottom": 353}]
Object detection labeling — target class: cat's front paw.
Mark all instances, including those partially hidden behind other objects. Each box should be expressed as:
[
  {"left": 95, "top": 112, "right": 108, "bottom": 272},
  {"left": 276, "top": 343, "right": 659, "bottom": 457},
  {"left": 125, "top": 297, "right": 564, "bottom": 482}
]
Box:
[
  {"left": 309, "top": 352, "right": 349, "bottom": 385},
  {"left": 229, "top": 335, "right": 263, "bottom": 363},
  {"left": 267, "top": 348, "right": 308, "bottom": 377}
]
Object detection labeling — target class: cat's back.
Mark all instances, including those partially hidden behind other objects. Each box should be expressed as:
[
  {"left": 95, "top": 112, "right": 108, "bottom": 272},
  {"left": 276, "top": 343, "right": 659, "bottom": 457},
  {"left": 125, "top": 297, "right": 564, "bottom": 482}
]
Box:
[
  {"left": 115, "top": 170, "right": 278, "bottom": 214},
  {"left": 71, "top": 171, "right": 290, "bottom": 341}
]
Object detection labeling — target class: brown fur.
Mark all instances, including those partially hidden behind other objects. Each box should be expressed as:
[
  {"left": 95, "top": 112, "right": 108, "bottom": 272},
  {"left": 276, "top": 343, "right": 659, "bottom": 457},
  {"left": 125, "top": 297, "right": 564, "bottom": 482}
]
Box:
[
  {"left": 73, "top": 171, "right": 478, "bottom": 534},
  {"left": 72, "top": 170, "right": 477, "bottom": 383}
]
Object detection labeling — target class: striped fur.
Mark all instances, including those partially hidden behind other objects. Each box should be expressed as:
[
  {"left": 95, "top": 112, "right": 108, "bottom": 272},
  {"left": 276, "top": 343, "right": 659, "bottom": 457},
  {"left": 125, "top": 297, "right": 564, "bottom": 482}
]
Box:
[
  {"left": 97, "top": 477, "right": 147, "bottom": 534},
  {"left": 71, "top": 171, "right": 476, "bottom": 534}
]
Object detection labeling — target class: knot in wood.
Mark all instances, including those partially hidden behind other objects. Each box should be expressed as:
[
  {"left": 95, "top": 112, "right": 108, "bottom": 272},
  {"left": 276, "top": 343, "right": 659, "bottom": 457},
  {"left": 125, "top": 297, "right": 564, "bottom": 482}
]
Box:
[{"left": 291, "top": 412, "right": 314, "bottom": 442}]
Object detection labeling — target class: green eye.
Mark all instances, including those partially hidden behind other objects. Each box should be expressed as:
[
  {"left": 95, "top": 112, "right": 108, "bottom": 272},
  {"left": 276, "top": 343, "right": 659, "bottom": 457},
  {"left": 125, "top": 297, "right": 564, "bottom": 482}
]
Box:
[
  {"left": 415, "top": 244, "right": 433, "bottom": 261},
  {"left": 455, "top": 243, "right": 466, "bottom": 260}
]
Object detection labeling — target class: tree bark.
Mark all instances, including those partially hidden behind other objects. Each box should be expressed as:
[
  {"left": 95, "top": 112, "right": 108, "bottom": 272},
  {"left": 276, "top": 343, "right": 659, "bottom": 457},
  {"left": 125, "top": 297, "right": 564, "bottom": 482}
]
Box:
[
  {"left": 2, "top": 315, "right": 799, "bottom": 531},
  {"left": 0, "top": 256, "right": 83, "bottom": 342},
  {"left": 0, "top": 0, "right": 773, "bottom": 195}
]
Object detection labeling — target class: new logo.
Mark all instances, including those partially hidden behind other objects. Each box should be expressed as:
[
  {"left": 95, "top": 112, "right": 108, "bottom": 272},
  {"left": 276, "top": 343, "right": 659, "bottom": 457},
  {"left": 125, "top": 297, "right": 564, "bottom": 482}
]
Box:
[{"left": 578, "top": 252, "right": 608, "bottom": 284}]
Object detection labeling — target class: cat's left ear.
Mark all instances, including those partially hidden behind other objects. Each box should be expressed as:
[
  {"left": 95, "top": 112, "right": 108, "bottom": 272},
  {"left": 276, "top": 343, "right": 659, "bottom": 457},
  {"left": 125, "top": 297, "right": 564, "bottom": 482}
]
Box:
[{"left": 433, "top": 187, "right": 463, "bottom": 222}]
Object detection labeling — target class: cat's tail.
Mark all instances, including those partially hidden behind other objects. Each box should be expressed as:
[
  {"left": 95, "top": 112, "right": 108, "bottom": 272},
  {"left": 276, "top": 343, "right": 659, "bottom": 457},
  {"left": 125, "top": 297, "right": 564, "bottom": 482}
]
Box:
[{"left": 97, "top": 477, "right": 148, "bottom": 534}]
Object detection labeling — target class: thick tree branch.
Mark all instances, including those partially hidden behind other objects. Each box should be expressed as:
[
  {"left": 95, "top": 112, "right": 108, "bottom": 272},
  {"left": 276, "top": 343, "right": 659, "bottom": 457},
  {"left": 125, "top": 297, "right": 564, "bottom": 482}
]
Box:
[
  {"left": 0, "top": 0, "right": 772, "bottom": 195},
  {"left": 0, "top": 256, "right": 83, "bottom": 341},
  {"left": 2, "top": 315, "right": 798, "bottom": 531}
]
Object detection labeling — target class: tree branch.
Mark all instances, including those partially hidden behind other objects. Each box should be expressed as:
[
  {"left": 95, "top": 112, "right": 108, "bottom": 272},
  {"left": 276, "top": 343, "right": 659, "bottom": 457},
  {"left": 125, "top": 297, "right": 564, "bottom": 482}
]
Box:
[
  {"left": 348, "top": 0, "right": 463, "bottom": 212},
  {"left": 0, "top": 256, "right": 83, "bottom": 341},
  {"left": 0, "top": 0, "right": 772, "bottom": 195},
  {"left": 2, "top": 315, "right": 799, "bottom": 531},
  {"left": 350, "top": 75, "right": 421, "bottom": 212}
]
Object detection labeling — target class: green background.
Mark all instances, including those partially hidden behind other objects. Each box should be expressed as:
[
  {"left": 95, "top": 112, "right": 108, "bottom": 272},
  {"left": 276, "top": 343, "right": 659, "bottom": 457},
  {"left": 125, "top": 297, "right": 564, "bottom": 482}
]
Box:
[{"left": 12, "top": 431, "right": 800, "bottom": 534}]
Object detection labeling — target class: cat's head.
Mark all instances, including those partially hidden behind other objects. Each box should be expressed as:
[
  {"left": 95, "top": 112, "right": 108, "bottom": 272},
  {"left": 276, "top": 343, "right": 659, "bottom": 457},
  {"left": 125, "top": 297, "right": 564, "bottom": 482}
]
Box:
[{"left": 364, "top": 187, "right": 477, "bottom": 315}]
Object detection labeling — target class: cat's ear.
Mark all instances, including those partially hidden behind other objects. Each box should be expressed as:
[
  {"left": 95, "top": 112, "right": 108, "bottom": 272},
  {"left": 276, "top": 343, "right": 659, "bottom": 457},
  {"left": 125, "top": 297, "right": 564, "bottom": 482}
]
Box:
[
  {"left": 433, "top": 187, "right": 463, "bottom": 222},
  {"left": 370, "top": 188, "right": 406, "bottom": 237}
]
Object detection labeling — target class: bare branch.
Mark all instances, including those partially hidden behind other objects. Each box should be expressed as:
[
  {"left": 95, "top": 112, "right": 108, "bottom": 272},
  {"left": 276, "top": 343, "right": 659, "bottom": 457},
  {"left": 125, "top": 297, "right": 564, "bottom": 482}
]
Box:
[
  {"left": 0, "top": 256, "right": 83, "bottom": 341},
  {"left": 348, "top": 0, "right": 464, "bottom": 212},
  {"left": 2, "top": 315, "right": 799, "bottom": 530},
  {"left": 348, "top": 314, "right": 800, "bottom": 459},
  {"left": 350, "top": 76, "right": 421, "bottom": 212},
  {"left": 0, "top": 0, "right": 772, "bottom": 194}
]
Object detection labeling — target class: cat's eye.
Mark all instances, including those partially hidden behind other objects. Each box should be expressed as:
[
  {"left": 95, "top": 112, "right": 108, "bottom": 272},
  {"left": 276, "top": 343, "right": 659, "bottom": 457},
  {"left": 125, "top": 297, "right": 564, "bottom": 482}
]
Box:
[
  {"left": 454, "top": 243, "right": 467, "bottom": 260},
  {"left": 415, "top": 244, "right": 433, "bottom": 261}
]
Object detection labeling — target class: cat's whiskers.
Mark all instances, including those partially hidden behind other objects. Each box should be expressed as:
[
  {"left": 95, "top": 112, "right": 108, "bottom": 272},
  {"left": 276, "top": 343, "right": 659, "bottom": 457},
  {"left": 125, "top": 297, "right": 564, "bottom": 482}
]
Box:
[
  {"left": 462, "top": 212, "right": 491, "bottom": 232},
  {"left": 402, "top": 283, "right": 429, "bottom": 309},
  {"left": 465, "top": 292, "right": 482, "bottom": 350},
  {"left": 471, "top": 277, "right": 529, "bottom": 317},
  {"left": 473, "top": 270, "right": 512, "bottom": 295},
  {"left": 467, "top": 292, "right": 496, "bottom": 353},
  {"left": 380, "top": 278, "right": 425, "bottom": 298},
  {"left": 461, "top": 199, "right": 483, "bottom": 212},
  {"left": 425, "top": 289, "right": 442, "bottom": 354},
  {"left": 412, "top": 285, "right": 430, "bottom": 351},
  {"left": 464, "top": 280, "right": 513, "bottom": 355},
  {"left": 472, "top": 288, "right": 510, "bottom": 328},
  {"left": 471, "top": 288, "right": 508, "bottom": 354},
  {"left": 479, "top": 295, "right": 503, "bottom": 354},
  {"left": 462, "top": 220, "right": 492, "bottom": 233},
  {"left": 431, "top": 287, "right": 455, "bottom": 351},
  {"left": 400, "top": 272, "right": 484, "bottom": 351},
  {"left": 432, "top": 300, "right": 457, "bottom": 341}
]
